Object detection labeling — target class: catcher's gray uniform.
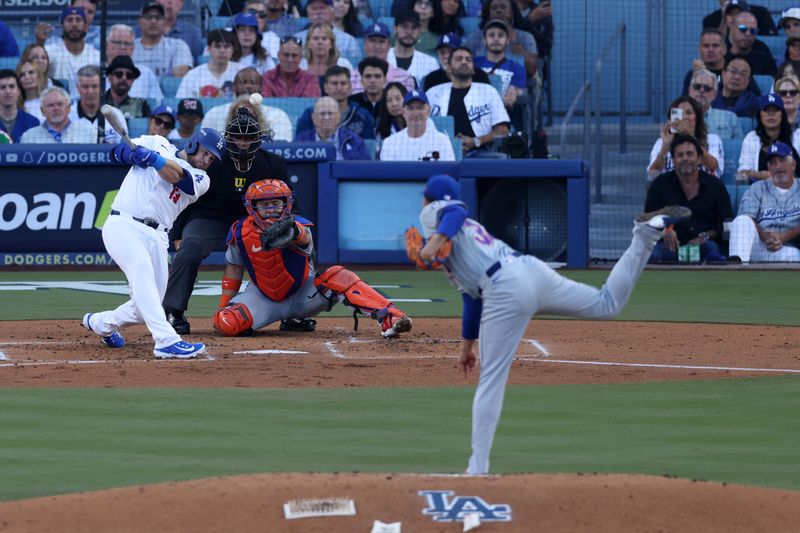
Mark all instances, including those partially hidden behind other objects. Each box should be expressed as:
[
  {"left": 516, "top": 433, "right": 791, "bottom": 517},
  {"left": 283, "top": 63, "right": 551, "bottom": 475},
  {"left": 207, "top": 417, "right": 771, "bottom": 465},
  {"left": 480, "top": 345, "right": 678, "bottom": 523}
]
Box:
[
  {"left": 420, "top": 199, "right": 663, "bottom": 475},
  {"left": 729, "top": 178, "right": 800, "bottom": 262}
]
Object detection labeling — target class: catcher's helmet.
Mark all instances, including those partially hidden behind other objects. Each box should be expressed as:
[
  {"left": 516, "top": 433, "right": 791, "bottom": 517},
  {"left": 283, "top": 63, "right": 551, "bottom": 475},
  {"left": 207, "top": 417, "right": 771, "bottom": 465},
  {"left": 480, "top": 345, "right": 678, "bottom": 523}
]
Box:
[
  {"left": 244, "top": 179, "right": 294, "bottom": 231},
  {"left": 225, "top": 107, "right": 263, "bottom": 172},
  {"left": 185, "top": 127, "right": 225, "bottom": 161}
]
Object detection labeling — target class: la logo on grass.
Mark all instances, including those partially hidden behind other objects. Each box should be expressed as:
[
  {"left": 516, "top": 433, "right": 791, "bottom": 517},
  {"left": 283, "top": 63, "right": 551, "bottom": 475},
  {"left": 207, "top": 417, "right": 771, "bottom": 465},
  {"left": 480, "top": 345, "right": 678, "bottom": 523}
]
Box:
[{"left": 419, "top": 490, "right": 512, "bottom": 522}]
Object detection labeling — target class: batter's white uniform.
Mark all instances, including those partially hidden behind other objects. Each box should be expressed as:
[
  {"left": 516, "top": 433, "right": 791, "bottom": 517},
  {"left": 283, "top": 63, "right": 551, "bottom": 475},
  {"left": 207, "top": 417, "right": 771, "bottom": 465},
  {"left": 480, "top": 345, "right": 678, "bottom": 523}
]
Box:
[
  {"left": 84, "top": 135, "right": 211, "bottom": 350},
  {"left": 426, "top": 82, "right": 510, "bottom": 137},
  {"left": 420, "top": 200, "right": 662, "bottom": 475}
]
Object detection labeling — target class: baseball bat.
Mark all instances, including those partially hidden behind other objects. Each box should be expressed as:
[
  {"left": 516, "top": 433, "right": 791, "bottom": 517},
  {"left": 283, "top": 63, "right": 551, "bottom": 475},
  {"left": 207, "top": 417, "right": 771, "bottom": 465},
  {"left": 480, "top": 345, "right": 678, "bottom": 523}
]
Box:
[{"left": 100, "top": 104, "right": 136, "bottom": 149}]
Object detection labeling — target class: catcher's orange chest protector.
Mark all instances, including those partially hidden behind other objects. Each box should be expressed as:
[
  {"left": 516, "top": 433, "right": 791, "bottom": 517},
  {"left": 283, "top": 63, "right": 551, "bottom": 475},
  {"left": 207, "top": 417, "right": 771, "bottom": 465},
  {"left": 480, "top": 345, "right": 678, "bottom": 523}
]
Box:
[{"left": 236, "top": 218, "right": 309, "bottom": 302}]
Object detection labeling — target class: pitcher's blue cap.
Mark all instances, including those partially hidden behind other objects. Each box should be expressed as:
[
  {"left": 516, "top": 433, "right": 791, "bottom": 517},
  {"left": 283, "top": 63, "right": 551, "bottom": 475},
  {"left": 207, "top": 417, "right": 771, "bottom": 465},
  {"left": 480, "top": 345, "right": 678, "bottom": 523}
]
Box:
[{"left": 424, "top": 174, "right": 460, "bottom": 201}]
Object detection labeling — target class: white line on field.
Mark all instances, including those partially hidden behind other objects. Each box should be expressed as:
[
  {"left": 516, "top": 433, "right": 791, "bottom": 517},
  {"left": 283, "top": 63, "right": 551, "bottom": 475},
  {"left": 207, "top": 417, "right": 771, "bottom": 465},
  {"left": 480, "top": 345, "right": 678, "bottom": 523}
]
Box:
[
  {"left": 526, "top": 339, "right": 551, "bottom": 357},
  {"left": 0, "top": 341, "right": 64, "bottom": 345},
  {"left": 0, "top": 352, "right": 8, "bottom": 361},
  {"left": 0, "top": 355, "right": 218, "bottom": 368},
  {"left": 234, "top": 349, "right": 309, "bottom": 355},
  {"left": 324, "top": 341, "right": 344, "bottom": 359},
  {"left": 513, "top": 358, "right": 800, "bottom": 374}
]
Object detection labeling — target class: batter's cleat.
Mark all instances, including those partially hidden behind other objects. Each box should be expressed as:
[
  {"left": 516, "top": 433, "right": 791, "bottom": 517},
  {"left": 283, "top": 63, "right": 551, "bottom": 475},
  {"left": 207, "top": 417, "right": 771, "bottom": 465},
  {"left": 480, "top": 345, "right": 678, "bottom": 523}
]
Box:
[
  {"left": 81, "top": 313, "right": 125, "bottom": 348},
  {"left": 379, "top": 307, "right": 413, "bottom": 338},
  {"left": 279, "top": 317, "right": 317, "bottom": 332},
  {"left": 153, "top": 340, "right": 206, "bottom": 359},
  {"left": 636, "top": 206, "right": 692, "bottom": 230},
  {"left": 165, "top": 309, "right": 191, "bottom": 335}
]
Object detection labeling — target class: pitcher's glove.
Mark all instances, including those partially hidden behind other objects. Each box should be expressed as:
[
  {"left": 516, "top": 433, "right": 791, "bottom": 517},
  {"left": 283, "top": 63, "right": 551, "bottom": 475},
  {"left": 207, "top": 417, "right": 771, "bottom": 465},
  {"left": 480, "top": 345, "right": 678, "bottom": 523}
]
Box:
[
  {"left": 261, "top": 214, "right": 298, "bottom": 250},
  {"left": 404, "top": 227, "right": 450, "bottom": 270}
]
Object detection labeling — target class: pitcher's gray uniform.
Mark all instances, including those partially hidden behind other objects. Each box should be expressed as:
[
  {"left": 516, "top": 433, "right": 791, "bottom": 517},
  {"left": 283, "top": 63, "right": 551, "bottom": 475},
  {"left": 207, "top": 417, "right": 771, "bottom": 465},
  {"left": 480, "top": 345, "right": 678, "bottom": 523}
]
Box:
[{"left": 417, "top": 174, "right": 677, "bottom": 475}]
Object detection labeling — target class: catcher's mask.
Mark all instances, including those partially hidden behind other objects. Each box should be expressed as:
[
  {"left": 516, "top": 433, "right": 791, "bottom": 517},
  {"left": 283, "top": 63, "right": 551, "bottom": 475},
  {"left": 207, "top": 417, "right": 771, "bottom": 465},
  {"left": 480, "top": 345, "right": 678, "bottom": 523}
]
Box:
[
  {"left": 244, "top": 179, "right": 294, "bottom": 231},
  {"left": 225, "top": 107, "right": 263, "bottom": 172}
]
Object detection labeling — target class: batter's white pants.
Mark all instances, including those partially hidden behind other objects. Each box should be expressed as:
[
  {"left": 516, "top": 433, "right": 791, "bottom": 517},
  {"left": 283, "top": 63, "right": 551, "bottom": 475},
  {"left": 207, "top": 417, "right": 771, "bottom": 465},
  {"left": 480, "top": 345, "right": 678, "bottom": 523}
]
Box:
[
  {"left": 86, "top": 216, "right": 182, "bottom": 349},
  {"left": 728, "top": 215, "right": 800, "bottom": 263},
  {"left": 466, "top": 222, "right": 660, "bottom": 475}
]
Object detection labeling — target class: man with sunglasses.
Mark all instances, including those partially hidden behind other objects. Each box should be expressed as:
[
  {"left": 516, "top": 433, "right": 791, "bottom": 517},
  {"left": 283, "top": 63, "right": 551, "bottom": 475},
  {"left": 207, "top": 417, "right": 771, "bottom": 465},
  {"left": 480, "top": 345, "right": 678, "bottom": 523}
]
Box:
[
  {"left": 723, "top": 11, "right": 776, "bottom": 76},
  {"left": 104, "top": 55, "right": 151, "bottom": 120},
  {"left": 688, "top": 68, "right": 743, "bottom": 140},
  {"left": 261, "top": 36, "right": 321, "bottom": 97},
  {"left": 244, "top": 0, "right": 300, "bottom": 39},
  {"left": 681, "top": 28, "right": 761, "bottom": 97},
  {"left": 703, "top": 0, "right": 776, "bottom": 38},
  {"left": 148, "top": 104, "right": 177, "bottom": 137}
]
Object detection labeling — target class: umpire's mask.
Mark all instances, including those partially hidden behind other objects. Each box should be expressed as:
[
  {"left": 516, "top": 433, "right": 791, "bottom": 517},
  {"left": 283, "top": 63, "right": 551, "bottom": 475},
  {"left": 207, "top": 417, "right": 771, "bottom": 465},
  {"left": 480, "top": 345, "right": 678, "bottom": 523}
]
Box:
[{"left": 224, "top": 107, "right": 263, "bottom": 172}]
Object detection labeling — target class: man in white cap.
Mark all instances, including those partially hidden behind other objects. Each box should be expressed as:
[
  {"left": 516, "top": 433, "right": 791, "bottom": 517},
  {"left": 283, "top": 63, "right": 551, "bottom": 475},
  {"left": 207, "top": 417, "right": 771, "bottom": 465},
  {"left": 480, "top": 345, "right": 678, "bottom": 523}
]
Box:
[{"left": 379, "top": 89, "right": 454, "bottom": 161}]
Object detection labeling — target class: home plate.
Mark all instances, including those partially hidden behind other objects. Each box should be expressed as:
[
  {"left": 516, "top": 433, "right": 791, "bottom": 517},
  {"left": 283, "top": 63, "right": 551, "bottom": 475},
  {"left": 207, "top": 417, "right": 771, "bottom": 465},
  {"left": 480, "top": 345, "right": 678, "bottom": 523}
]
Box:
[{"left": 233, "top": 349, "right": 309, "bottom": 355}]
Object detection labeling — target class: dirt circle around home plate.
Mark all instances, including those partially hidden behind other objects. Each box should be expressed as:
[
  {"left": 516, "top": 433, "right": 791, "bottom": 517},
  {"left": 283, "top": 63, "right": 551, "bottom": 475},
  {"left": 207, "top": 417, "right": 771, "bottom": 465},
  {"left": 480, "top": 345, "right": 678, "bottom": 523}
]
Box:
[{"left": 1, "top": 318, "right": 799, "bottom": 532}]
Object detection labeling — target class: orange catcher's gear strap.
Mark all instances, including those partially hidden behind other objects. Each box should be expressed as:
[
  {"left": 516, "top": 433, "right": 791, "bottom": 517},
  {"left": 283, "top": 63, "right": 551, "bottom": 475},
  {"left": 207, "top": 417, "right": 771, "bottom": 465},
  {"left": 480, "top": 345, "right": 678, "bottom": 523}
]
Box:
[
  {"left": 313, "top": 265, "right": 408, "bottom": 329},
  {"left": 219, "top": 276, "right": 242, "bottom": 308},
  {"left": 213, "top": 303, "right": 254, "bottom": 336}
]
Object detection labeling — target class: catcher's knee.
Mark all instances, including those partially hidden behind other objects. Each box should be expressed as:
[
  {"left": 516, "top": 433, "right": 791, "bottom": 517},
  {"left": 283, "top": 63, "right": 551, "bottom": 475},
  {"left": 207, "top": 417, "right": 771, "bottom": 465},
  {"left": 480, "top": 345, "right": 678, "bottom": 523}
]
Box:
[
  {"left": 213, "top": 303, "right": 254, "bottom": 336},
  {"left": 314, "top": 265, "right": 390, "bottom": 314}
]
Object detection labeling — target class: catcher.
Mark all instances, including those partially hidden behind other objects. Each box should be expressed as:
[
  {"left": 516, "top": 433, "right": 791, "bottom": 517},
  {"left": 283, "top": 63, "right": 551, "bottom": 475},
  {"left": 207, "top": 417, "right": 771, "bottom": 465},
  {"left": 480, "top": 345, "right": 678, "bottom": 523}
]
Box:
[{"left": 213, "top": 179, "right": 413, "bottom": 338}]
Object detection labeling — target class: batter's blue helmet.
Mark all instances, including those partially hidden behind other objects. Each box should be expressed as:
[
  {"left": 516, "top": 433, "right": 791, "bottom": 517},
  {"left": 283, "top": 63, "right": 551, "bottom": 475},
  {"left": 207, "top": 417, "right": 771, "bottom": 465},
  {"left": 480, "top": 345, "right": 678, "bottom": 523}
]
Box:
[{"left": 186, "top": 127, "right": 225, "bottom": 161}]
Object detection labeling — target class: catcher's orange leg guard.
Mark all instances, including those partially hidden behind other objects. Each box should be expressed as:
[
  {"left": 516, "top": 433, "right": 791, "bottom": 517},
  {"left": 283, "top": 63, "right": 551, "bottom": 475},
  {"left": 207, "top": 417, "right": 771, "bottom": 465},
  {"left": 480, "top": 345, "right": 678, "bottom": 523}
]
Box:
[
  {"left": 213, "top": 303, "right": 254, "bottom": 337},
  {"left": 314, "top": 265, "right": 412, "bottom": 337}
]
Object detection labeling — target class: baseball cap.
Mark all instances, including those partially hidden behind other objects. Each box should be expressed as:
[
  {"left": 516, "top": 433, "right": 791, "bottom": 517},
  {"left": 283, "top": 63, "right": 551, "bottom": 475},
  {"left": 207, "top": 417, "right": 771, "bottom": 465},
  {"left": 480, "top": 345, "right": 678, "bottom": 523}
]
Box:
[
  {"left": 151, "top": 104, "right": 177, "bottom": 122},
  {"left": 766, "top": 141, "right": 792, "bottom": 160},
  {"left": 436, "top": 32, "right": 462, "bottom": 50},
  {"left": 723, "top": 0, "right": 749, "bottom": 12},
  {"left": 395, "top": 10, "right": 421, "bottom": 26},
  {"left": 758, "top": 92, "right": 785, "bottom": 111},
  {"left": 424, "top": 174, "right": 460, "bottom": 201},
  {"left": 403, "top": 89, "right": 428, "bottom": 106},
  {"left": 305, "top": 0, "right": 333, "bottom": 6},
  {"left": 365, "top": 22, "right": 391, "bottom": 39},
  {"left": 60, "top": 6, "right": 87, "bottom": 23},
  {"left": 178, "top": 98, "right": 204, "bottom": 117},
  {"left": 780, "top": 7, "right": 800, "bottom": 26},
  {"left": 233, "top": 12, "right": 259, "bottom": 27},
  {"left": 140, "top": 1, "right": 165, "bottom": 15},
  {"left": 106, "top": 55, "right": 141, "bottom": 78},
  {"left": 482, "top": 19, "right": 508, "bottom": 34}
]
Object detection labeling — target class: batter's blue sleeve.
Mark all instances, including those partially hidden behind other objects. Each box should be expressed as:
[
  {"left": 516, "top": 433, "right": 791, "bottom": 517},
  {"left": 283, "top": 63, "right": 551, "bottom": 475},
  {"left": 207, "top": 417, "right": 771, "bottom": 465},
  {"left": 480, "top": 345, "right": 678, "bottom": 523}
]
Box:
[
  {"left": 437, "top": 204, "right": 468, "bottom": 238},
  {"left": 176, "top": 169, "right": 196, "bottom": 195},
  {"left": 109, "top": 142, "right": 135, "bottom": 164},
  {"left": 461, "top": 293, "right": 482, "bottom": 340}
]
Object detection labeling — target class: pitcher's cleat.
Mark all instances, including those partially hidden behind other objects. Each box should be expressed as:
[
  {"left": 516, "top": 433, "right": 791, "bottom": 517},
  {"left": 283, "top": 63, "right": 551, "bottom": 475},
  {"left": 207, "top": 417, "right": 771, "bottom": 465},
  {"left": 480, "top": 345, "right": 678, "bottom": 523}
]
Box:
[
  {"left": 81, "top": 313, "right": 125, "bottom": 348},
  {"left": 636, "top": 206, "right": 692, "bottom": 230},
  {"left": 153, "top": 340, "right": 206, "bottom": 359}
]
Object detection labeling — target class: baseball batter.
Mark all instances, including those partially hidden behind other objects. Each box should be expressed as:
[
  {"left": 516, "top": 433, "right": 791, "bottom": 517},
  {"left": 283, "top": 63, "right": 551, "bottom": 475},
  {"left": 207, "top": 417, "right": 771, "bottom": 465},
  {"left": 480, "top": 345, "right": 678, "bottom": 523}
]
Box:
[
  {"left": 213, "top": 179, "right": 413, "bottom": 338},
  {"left": 407, "top": 174, "right": 690, "bottom": 475},
  {"left": 81, "top": 128, "right": 225, "bottom": 359},
  {"left": 729, "top": 141, "right": 800, "bottom": 262}
]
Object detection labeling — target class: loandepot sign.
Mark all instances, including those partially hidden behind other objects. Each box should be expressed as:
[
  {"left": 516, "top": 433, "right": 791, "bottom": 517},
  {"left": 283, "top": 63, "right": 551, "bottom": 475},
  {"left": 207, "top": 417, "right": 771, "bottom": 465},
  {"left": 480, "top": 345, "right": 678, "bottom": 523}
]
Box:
[{"left": 0, "top": 281, "right": 433, "bottom": 302}]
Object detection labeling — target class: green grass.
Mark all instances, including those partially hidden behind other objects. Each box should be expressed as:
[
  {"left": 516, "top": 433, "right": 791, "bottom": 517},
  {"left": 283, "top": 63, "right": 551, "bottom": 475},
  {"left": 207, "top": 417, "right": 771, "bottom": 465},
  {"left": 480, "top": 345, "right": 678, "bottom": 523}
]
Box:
[
  {"left": 1, "top": 377, "right": 799, "bottom": 501},
  {"left": 1, "top": 269, "right": 799, "bottom": 325}
]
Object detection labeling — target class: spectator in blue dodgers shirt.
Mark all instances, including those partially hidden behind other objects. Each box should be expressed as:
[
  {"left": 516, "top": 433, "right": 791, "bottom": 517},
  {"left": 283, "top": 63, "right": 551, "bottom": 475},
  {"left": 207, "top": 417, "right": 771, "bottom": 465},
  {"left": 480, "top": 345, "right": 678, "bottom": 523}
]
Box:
[
  {"left": 648, "top": 95, "right": 723, "bottom": 181},
  {"left": 133, "top": 1, "right": 193, "bottom": 78},
  {"left": 379, "top": 89, "right": 455, "bottom": 161},
  {"left": 349, "top": 22, "right": 416, "bottom": 94},
  {"left": 688, "top": 69, "right": 743, "bottom": 141},
  {"left": 176, "top": 30, "right": 241, "bottom": 99},
  {"left": 156, "top": 0, "right": 205, "bottom": 60},
  {"left": 69, "top": 65, "right": 127, "bottom": 144},
  {"left": 474, "top": 19, "right": 526, "bottom": 120},
  {"left": 38, "top": 0, "right": 101, "bottom": 50},
  {"left": 711, "top": 55, "right": 759, "bottom": 117},
  {"left": 729, "top": 141, "right": 800, "bottom": 263},
  {"left": 0, "top": 20, "right": 20, "bottom": 57},
  {"left": 293, "top": 0, "right": 360, "bottom": 62},
  {"left": 296, "top": 65, "right": 376, "bottom": 139},
  {"left": 20, "top": 87, "right": 95, "bottom": 144},
  {"left": 294, "top": 96, "right": 369, "bottom": 160},
  {"left": 737, "top": 93, "right": 800, "bottom": 182},
  {"left": 0, "top": 70, "right": 39, "bottom": 143},
  {"left": 388, "top": 11, "right": 440, "bottom": 87},
  {"left": 427, "top": 46, "right": 510, "bottom": 156},
  {"left": 467, "top": 0, "right": 539, "bottom": 78},
  {"left": 423, "top": 32, "right": 491, "bottom": 91},
  {"left": 724, "top": 10, "right": 776, "bottom": 76},
  {"left": 106, "top": 25, "right": 164, "bottom": 101},
  {"left": 232, "top": 12, "right": 277, "bottom": 74},
  {"left": 43, "top": 6, "right": 100, "bottom": 97},
  {"left": 644, "top": 134, "right": 733, "bottom": 264}
]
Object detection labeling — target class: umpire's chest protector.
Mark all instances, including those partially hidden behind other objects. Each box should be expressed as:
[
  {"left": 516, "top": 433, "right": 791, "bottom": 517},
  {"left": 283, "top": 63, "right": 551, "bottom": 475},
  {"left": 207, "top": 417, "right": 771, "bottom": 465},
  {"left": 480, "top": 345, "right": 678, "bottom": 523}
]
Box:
[{"left": 233, "top": 218, "right": 309, "bottom": 302}]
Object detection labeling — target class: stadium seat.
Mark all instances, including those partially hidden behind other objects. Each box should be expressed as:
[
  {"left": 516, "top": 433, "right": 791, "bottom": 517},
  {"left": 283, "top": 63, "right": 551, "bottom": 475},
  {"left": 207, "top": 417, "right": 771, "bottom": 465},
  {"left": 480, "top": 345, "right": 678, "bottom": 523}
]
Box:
[
  {"left": 199, "top": 97, "right": 231, "bottom": 110},
  {"left": 363, "top": 138, "right": 379, "bottom": 160},
  {"left": 488, "top": 74, "right": 503, "bottom": 94},
  {"left": 461, "top": 17, "right": 480, "bottom": 35},
  {"left": 721, "top": 138, "right": 742, "bottom": 186},
  {"left": 737, "top": 116, "right": 754, "bottom": 134},
  {"left": 759, "top": 35, "right": 785, "bottom": 61},
  {"left": 209, "top": 15, "right": 230, "bottom": 30},
  {"left": 128, "top": 117, "right": 149, "bottom": 137},
  {"left": 368, "top": 0, "right": 386, "bottom": 18},
  {"left": 160, "top": 77, "right": 182, "bottom": 98},
  {"left": 197, "top": 55, "right": 210, "bottom": 64},
  {"left": 753, "top": 75, "right": 774, "bottom": 95},
  {"left": 0, "top": 57, "right": 18, "bottom": 69},
  {"left": 431, "top": 115, "right": 454, "bottom": 138},
  {"left": 265, "top": 97, "right": 317, "bottom": 129}
]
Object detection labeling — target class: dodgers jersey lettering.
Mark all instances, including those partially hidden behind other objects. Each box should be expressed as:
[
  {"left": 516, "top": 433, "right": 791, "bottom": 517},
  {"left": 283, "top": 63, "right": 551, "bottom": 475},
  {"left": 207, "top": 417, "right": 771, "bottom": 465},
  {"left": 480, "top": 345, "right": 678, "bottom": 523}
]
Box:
[
  {"left": 426, "top": 83, "right": 510, "bottom": 138},
  {"left": 738, "top": 179, "right": 800, "bottom": 233},
  {"left": 420, "top": 199, "right": 517, "bottom": 299},
  {"left": 111, "top": 135, "right": 211, "bottom": 228}
]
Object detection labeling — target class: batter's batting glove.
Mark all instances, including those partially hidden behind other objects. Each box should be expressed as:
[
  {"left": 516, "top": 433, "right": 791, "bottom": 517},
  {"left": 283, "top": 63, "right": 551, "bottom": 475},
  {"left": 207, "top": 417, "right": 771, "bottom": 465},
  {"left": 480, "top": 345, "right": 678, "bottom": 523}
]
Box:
[{"left": 131, "top": 146, "right": 158, "bottom": 168}]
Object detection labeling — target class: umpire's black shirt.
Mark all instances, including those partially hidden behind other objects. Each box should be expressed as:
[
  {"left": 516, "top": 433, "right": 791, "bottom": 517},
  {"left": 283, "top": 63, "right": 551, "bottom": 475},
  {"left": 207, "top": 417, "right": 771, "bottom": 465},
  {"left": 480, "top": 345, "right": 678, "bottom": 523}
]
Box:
[{"left": 185, "top": 148, "right": 288, "bottom": 222}]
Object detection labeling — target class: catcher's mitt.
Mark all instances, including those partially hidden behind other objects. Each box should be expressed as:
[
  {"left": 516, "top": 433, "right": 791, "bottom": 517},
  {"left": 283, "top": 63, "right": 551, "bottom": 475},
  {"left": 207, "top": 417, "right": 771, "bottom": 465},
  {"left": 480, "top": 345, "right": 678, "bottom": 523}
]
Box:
[
  {"left": 404, "top": 227, "right": 450, "bottom": 270},
  {"left": 261, "top": 214, "right": 298, "bottom": 249}
]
